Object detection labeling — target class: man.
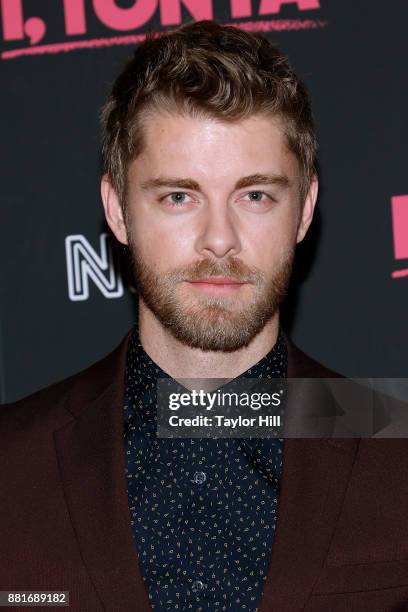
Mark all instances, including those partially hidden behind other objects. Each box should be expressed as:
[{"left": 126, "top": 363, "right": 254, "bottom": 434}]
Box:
[{"left": 1, "top": 20, "right": 408, "bottom": 612}]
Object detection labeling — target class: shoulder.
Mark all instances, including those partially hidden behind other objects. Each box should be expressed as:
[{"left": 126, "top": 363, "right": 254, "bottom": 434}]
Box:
[
  {"left": 284, "top": 334, "right": 344, "bottom": 379},
  {"left": 0, "top": 330, "right": 132, "bottom": 432}
]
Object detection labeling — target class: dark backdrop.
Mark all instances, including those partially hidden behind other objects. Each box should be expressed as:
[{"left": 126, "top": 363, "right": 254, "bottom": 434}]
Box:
[{"left": 1, "top": 0, "right": 407, "bottom": 403}]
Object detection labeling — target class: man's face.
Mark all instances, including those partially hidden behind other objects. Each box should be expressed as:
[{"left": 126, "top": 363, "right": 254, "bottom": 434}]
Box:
[{"left": 103, "top": 112, "right": 317, "bottom": 351}]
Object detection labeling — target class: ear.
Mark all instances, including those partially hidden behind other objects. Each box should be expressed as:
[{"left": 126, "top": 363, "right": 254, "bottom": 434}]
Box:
[
  {"left": 296, "top": 175, "right": 319, "bottom": 244},
  {"left": 100, "top": 175, "right": 128, "bottom": 245}
]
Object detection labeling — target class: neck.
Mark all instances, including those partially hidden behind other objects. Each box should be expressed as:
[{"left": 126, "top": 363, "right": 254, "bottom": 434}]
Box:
[{"left": 137, "top": 300, "right": 280, "bottom": 380}]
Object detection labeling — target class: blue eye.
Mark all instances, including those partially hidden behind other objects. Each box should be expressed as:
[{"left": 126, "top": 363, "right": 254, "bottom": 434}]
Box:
[
  {"left": 169, "top": 193, "right": 187, "bottom": 204},
  {"left": 160, "top": 192, "right": 191, "bottom": 207},
  {"left": 246, "top": 191, "right": 269, "bottom": 202},
  {"left": 158, "top": 191, "right": 198, "bottom": 213}
]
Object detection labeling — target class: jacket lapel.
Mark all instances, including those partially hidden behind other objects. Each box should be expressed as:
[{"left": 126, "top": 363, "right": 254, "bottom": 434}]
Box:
[
  {"left": 258, "top": 338, "right": 360, "bottom": 611},
  {"left": 54, "top": 331, "right": 152, "bottom": 611}
]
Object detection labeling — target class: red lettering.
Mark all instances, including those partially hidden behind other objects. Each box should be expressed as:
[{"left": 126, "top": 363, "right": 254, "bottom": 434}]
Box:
[
  {"left": 1, "top": 0, "right": 24, "bottom": 40},
  {"left": 63, "top": 0, "right": 87, "bottom": 36},
  {"left": 259, "top": 0, "right": 320, "bottom": 14},
  {"left": 24, "top": 17, "right": 45, "bottom": 44},
  {"left": 160, "top": 0, "right": 213, "bottom": 26},
  {"left": 391, "top": 195, "right": 408, "bottom": 260},
  {"left": 92, "top": 0, "right": 157, "bottom": 31},
  {"left": 1, "top": 0, "right": 45, "bottom": 45},
  {"left": 230, "top": 0, "right": 252, "bottom": 18}
]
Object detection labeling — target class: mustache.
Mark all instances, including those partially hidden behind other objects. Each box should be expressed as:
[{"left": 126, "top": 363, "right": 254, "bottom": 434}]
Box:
[{"left": 166, "top": 257, "right": 263, "bottom": 283}]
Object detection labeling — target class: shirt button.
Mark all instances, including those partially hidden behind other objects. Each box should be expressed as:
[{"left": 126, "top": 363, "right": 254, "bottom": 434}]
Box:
[
  {"left": 193, "top": 471, "right": 206, "bottom": 484},
  {"left": 191, "top": 580, "right": 205, "bottom": 593}
]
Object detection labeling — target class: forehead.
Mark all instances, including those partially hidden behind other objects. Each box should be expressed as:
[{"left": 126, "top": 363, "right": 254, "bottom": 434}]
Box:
[{"left": 129, "top": 111, "right": 299, "bottom": 186}]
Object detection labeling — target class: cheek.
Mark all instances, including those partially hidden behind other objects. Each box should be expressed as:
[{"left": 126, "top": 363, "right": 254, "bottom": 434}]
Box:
[
  {"left": 244, "top": 209, "right": 297, "bottom": 267},
  {"left": 130, "top": 216, "right": 197, "bottom": 270}
]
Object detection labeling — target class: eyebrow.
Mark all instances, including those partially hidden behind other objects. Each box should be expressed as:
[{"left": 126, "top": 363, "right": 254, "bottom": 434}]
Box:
[
  {"left": 235, "top": 173, "right": 291, "bottom": 190},
  {"left": 140, "top": 173, "right": 292, "bottom": 192},
  {"left": 141, "top": 177, "right": 201, "bottom": 191}
]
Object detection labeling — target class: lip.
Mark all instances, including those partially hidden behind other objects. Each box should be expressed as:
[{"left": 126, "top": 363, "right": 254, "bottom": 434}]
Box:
[
  {"left": 185, "top": 277, "right": 248, "bottom": 294},
  {"left": 188, "top": 277, "right": 246, "bottom": 285}
]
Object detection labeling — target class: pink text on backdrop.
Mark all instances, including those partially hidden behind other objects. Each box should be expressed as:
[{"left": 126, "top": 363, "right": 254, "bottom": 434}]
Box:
[
  {"left": 391, "top": 195, "right": 408, "bottom": 279},
  {"left": 1, "top": 0, "right": 321, "bottom": 45}
]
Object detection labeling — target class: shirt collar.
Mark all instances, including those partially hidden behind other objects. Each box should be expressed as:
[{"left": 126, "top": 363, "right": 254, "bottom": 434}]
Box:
[
  {"left": 124, "top": 324, "right": 287, "bottom": 427},
  {"left": 123, "top": 326, "right": 288, "bottom": 484}
]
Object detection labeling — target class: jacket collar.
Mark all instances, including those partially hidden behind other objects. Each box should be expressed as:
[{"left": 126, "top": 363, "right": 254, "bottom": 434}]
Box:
[
  {"left": 258, "top": 335, "right": 359, "bottom": 611},
  {"left": 54, "top": 330, "right": 151, "bottom": 610}
]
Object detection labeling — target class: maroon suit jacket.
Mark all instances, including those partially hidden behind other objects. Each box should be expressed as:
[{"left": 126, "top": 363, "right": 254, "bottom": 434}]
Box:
[{"left": 1, "top": 331, "right": 408, "bottom": 612}]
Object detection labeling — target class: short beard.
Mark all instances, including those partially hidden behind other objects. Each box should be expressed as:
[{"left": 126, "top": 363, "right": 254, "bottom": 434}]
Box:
[{"left": 128, "top": 238, "right": 294, "bottom": 352}]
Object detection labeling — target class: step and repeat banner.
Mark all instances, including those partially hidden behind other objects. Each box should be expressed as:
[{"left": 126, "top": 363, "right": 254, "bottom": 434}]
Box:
[{"left": 1, "top": 0, "right": 407, "bottom": 403}]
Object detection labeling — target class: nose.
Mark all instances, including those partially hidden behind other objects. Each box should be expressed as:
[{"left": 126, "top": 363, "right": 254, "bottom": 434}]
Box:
[{"left": 195, "top": 202, "right": 241, "bottom": 259}]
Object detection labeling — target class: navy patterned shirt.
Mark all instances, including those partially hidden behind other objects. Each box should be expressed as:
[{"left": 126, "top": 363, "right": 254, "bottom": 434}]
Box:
[{"left": 123, "top": 326, "right": 287, "bottom": 611}]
